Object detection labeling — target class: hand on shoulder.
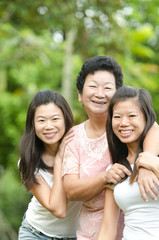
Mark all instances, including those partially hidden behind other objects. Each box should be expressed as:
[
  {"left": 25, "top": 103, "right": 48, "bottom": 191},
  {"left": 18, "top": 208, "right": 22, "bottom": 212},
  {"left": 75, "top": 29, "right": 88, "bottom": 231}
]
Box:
[{"left": 105, "top": 163, "right": 131, "bottom": 185}]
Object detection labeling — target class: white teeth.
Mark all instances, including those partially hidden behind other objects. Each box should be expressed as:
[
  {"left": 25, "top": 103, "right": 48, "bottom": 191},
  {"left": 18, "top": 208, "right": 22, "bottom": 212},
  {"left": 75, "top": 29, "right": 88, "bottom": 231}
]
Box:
[
  {"left": 93, "top": 101, "right": 106, "bottom": 104},
  {"left": 120, "top": 130, "right": 132, "bottom": 134},
  {"left": 44, "top": 133, "right": 56, "bottom": 136}
]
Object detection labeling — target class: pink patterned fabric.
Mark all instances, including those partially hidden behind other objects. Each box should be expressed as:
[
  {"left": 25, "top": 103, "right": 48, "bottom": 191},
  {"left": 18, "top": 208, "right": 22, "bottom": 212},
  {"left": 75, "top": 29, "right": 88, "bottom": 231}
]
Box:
[{"left": 63, "top": 121, "right": 124, "bottom": 240}]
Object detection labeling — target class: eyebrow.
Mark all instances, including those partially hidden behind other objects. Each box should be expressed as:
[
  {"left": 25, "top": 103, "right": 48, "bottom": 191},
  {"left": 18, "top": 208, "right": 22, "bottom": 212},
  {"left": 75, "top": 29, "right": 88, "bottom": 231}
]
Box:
[
  {"left": 36, "top": 114, "right": 61, "bottom": 119},
  {"left": 88, "top": 80, "right": 114, "bottom": 85},
  {"left": 113, "top": 111, "right": 137, "bottom": 114}
]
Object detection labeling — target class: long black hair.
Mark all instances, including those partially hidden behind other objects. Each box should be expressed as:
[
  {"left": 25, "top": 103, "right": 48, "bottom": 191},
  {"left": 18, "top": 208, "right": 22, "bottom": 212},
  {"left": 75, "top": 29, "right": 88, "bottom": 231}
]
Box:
[
  {"left": 19, "top": 90, "right": 73, "bottom": 190},
  {"left": 106, "top": 86, "right": 156, "bottom": 183}
]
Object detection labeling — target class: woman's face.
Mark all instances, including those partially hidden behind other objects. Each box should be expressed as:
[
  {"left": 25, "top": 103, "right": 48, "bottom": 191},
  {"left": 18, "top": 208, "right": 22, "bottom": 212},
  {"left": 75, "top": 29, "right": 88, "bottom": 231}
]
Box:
[
  {"left": 112, "top": 99, "right": 146, "bottom": 146},
  {"left": 78, "top": 70, "right": 116, "bottom": 118},
  {"left": 34, "top": 103, "right": 65, "bottom": 146}
]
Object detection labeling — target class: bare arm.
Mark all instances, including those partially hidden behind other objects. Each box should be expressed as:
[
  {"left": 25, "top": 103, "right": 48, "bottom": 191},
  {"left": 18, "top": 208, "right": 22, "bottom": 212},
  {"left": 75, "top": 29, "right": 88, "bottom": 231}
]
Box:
[
  {"left": 64, "top": 163, "right": 130, "bottom": 201},
  {"left": 97, "top": 188, "right": 120, "bottom": 240},
  {"left": 137, "top": 152, "right": 159, "bottom": 178},
  {"left": 31, "top": 129, "right": 74, "bottom": 218},
  {"left": 143, "top": 122, "right": 159, "bottom": 155},
  {"left": 137, "top": 123, "right": 159, "bottom": 201}
]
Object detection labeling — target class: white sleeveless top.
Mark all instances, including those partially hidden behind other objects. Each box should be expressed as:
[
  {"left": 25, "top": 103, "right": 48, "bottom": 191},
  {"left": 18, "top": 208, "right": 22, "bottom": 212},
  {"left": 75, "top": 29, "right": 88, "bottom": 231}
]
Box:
[
  {"left": 108, "top": 164, "right": 159, "bottom": 240},
  {"left": 26, "top": 169, "right": 81, "bottom": 238}
]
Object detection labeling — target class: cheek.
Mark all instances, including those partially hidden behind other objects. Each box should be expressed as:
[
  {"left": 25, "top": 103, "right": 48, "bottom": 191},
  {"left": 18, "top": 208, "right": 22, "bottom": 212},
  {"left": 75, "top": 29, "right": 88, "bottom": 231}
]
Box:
[
  {"left": 111, "top": 90, "right": 116, "bottom": 97},
  {"left": 107, "top": 91, "right": 116, "bottom": 100},
  {"left": 34, "top": 124, "right": 38, "bottom": 134},
  {"left": 34, "top": 124, "right": 42, "bottom": 137},
  {"left": 140, "top": 121, "right": 146, "bottom": 133},
  {"left": 112, "top": 121, "right": 117, "bottom": 133},
  {"left": 35, "top": 128, "right": 40, "bottom": 137},
  {"left": 60, "top": 121, "right": 66, "bottom": 134},
  {"left": 35, "top": 131, "right": 41, "bottom": 141},
  {"left": 61, "top": 127, "right": 65, "bottom": 136}
]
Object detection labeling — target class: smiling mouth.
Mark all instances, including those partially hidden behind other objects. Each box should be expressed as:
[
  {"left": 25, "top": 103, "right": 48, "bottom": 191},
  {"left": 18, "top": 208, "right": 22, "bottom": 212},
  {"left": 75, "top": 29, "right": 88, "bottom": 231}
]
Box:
[
  {"left": 92, "top": 100, "right": 106, "bottom": 105},
  {"left": 120, "top": 130, "right": 133, "bottom": 134},
  {"left": 44, "top": 132, "right": 56, "bottom": 137}
]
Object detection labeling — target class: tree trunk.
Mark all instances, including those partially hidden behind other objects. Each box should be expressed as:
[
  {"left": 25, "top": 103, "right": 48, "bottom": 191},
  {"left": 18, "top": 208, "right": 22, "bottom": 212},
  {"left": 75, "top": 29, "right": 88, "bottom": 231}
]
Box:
[{"left": 61, "top": 28, "right": 77, "bottom": 107}]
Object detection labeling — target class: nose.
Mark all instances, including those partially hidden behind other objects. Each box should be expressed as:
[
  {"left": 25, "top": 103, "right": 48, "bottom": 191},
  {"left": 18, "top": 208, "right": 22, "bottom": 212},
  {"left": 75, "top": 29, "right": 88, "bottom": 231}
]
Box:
[
  {"left": 45, "top": 120, "right": 53, "bottom": 129},
  {"left": 95, "top": 87, "right": 105, "bottom": 98},
  {"left": 120, "top": 116, "right": 129, "bottom": 126}
]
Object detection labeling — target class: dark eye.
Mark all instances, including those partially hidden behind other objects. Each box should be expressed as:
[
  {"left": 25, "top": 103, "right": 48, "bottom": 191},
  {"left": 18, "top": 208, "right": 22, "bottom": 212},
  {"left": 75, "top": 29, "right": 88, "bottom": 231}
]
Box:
[
  {"left": 129, "top": 114, "right": 136, "bottom": 118},
  {"left": 38, "top": 119, "right": 45, "bottom": 123},
  {"left": 52, "top": 117, "right": 59, "bottom": 121}
]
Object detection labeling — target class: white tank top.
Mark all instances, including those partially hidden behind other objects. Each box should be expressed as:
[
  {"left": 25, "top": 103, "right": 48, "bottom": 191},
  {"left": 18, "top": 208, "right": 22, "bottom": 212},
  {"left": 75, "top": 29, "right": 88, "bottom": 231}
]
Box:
[
  {"left": 111, "top": 165, "right": 159, "bottom": 240},
  {"left": 26, "top": 168, "right": 81, "bottom": 238}
]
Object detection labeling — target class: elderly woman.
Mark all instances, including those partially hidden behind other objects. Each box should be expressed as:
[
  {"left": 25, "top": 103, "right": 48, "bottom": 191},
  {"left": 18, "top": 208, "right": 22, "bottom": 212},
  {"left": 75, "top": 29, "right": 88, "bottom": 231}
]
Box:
[{"left": 63, "top": 56, "right": 159, "bottom": 240}]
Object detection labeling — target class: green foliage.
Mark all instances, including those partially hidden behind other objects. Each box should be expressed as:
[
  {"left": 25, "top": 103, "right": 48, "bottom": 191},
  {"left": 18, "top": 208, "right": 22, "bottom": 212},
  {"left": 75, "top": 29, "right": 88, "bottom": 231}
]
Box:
[
  {"left": 0, "top": 0, "right": 159, "bottom": 233},
  {"left": 0, "top": 92, "right": 28, "bottom": 169},
  {"left": 0, "top": 169, "right": 31, "bottom": 230}
]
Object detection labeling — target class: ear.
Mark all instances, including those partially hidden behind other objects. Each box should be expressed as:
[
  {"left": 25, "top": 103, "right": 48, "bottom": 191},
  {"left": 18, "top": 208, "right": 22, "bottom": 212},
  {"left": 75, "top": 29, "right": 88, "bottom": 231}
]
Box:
[{"left": 77, "top": 90, "right": 82, "bottom": 102}]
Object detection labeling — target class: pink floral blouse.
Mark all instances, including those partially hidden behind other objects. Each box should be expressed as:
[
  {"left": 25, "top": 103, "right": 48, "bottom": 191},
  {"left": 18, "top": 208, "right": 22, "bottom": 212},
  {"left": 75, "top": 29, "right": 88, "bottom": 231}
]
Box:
[{"left": 63, "top": 121, "right": 124, "bottom": 240}]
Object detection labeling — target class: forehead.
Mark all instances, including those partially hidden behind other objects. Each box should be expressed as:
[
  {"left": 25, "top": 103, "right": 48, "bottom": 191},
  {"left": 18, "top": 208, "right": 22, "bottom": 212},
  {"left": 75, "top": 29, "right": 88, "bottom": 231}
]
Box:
[
  {"left": 85, "top": 70, "right": 116, "bottom": 84},
  {"left": 113, "top": 99, "right": 142, "bottom": 112},
  {"left": 35, "top": 102, "right": 63, "bottom": 116}
]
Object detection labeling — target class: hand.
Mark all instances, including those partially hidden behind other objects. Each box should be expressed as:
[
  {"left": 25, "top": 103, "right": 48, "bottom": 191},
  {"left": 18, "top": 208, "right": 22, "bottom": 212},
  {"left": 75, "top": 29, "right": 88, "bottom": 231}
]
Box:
[
  {"left": 137, "top": 167, "right": 159, "bottom": 202},
  {"left": 56, "top": 129, "right": 74, "bottom": 161},
  {"left": 105, "top": 163, "right": 131, "bottom": 185},
  {"left": 136, "top": 152, "right": 159, "bottom": 178}
]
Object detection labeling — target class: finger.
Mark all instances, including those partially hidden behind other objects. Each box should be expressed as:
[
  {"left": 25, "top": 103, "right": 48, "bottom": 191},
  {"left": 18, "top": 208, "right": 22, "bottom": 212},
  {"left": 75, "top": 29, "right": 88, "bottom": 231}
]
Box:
[
  {"left": 122, "top": 167, "right": 131, "bottom": 176},
  {"left": 64, "top": 136, "right": 74, "bottom": 145},
  {"left": 109, "top": 172, "right": 124, "bottom": 183},
  {"left": 138, "top": 175, "right": 159, "bottom": 201},
  {"left": 111, "top": 177, "right": 122, "bottom": 184},
  {"left": 108, "top": 169, "right": 122, "bottom": 179},
  {"left": 106, "top": 171, "right": 122, "bottom": 184},
  {"left": 66, "top": 128, "right": 74, "bottom": 135},
  {"left": 149, "top": 178, "right": 159, "bottom": 197},
  {"left": 61, "top": 131, "right": 74, "bottom": 145},
  {"left": 138, "top": 183, "right": 148, "bottom": 202},
  {"left": 143, "top": 183, "right": 157, "bottom": 201},
  {"left": 149, "top": 184, "right": 159, "bottom": 198},
  {"left": 60, "top": 137, "right": 73, "bottom": 151},
  {"left": 115, "top": 164, "right": 131, "bottom": 176},
  {"left": 63, "top": 131, "right": 74, "bottom": 140}
]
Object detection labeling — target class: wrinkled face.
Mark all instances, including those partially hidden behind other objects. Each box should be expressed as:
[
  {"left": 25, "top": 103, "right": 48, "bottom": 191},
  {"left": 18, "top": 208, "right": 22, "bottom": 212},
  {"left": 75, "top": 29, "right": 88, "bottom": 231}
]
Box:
[
  {"left": 34, "top": 103, "right": 65, "bottom": 146},
  {"left": 112, "top": 99, "right": 146, "bottom": 146},
  {"left": 78, "top": 70, "right": 116, "bottom": 118}
]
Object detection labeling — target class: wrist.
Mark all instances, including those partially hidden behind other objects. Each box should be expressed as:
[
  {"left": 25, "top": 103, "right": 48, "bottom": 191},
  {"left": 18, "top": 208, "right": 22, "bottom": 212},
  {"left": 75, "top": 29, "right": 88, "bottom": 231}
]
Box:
[{"left": 101, "top": 171, "right": 109, "bottom": 185}]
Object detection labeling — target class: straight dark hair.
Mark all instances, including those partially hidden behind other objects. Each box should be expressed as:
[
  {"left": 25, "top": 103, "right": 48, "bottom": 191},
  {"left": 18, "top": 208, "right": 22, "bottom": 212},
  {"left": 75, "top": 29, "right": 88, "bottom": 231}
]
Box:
[
  {"left": 19, "top": 90, "right": 73, "bottom": 190},
  {"left": 106, "top": 86, "right": 156, "bottom": 183}
]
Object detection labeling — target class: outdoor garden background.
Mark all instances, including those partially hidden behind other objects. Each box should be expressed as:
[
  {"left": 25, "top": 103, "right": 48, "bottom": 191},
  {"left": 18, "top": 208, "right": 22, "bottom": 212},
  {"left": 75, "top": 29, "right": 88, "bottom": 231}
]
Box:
[{"left": 0, "top": 0, "right": 159, "bottom": 239}]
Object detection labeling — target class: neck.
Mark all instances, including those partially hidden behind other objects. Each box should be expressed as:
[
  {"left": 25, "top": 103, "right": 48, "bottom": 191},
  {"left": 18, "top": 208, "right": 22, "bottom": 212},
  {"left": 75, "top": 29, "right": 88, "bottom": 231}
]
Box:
[
  {"left": 44, "top": 142, "right": 59, "bottom": 156},
  {"left": 127, "top": 142, "right": 139, "bottom": 164},
  {"left": 42, "top": 142, "right": 60, "bottom": 167},
  {"left": 85, "top": 118, "right": 106, "bottom": 139}
]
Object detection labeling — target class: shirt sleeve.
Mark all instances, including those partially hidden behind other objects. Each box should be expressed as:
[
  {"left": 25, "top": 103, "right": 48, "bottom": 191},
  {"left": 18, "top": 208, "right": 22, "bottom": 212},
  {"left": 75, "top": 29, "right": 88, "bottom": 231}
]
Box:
[{"left": 62, "top": 145, "right": 80, "bottom": 176}]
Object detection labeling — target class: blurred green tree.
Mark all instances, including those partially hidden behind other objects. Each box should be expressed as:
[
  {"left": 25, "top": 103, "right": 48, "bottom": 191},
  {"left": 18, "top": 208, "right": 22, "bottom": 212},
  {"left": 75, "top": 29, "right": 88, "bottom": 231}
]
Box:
[{"left": 0, "top": 0, "right": 159, "bottom": 235}]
